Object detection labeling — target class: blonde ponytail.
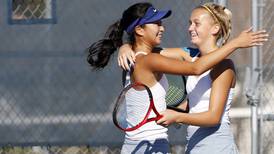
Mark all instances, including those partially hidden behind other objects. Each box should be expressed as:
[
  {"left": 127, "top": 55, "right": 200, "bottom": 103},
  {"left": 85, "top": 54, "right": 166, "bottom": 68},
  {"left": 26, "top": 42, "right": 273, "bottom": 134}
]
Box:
[{"left": 222, "top": 8, "right": 232, "bottom": 45}]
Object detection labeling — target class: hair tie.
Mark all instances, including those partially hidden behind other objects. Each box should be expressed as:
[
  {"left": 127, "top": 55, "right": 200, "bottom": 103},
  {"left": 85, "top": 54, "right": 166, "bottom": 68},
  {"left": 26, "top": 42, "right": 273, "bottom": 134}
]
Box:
[{"left": 201, "top": 5, "right": 220, "bottom": 24}]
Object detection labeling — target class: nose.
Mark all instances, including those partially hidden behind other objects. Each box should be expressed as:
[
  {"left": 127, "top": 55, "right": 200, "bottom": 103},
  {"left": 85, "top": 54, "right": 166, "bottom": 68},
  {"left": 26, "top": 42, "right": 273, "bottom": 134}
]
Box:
[
  {"left": 160, "top": 25, "right": 165, "bottom": 32},
  {"left": 188, "top": 23, "right": 194, "bottom": 32}
]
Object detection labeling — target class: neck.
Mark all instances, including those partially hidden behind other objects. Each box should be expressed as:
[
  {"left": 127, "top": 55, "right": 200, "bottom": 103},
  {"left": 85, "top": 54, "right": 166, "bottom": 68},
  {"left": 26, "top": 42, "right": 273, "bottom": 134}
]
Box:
[
  {"left": 133, "top": 45, "right": 153, "bottom": 54},
  {"left": 198, "top": 40, "right": 218, "bottom": 56},
  {"left": 133, "top": 38, "right": 154, "bottom": 54}
]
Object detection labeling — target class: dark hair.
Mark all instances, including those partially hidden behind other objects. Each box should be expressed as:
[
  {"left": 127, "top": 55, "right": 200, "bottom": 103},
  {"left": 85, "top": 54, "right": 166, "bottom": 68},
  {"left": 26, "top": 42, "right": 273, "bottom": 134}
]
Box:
[{"left": 87, "top": 2, "right": 152, "bottom": 69}]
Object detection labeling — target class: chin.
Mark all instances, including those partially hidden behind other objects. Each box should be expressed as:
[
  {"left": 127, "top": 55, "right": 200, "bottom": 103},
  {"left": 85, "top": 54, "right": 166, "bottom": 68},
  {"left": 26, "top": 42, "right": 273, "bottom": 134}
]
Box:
[
  {"left": 190, "top": 40, "right": 200, "bottom": 47},
  {"left": 155, "top": 40, "right": 161, "bottom": 46}
]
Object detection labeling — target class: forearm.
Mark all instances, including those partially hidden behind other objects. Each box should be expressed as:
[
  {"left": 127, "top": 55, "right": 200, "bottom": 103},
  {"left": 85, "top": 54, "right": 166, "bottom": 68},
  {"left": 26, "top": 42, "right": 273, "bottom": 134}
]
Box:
[
  {"left": 160, "top": 48, "right": 187, "bottom": 61},
  {"left": 193, "top": 40, "right": 238, "bottom": 75},
  {"left": 177, "top": 111, "right": 221, "bottom": 127}
]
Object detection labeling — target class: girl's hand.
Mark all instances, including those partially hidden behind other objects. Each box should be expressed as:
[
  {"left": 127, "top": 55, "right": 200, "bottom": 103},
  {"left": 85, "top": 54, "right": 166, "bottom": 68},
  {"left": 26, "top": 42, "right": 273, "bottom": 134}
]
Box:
[
  {"left": 233, "top": 27, "right": 268, "bottom": 48},
  {"left": 118, "top": 44, "right": 135, "bottom": 70},
  {"left": 157, "top": 109, "right": 181, "bottom": 127}
]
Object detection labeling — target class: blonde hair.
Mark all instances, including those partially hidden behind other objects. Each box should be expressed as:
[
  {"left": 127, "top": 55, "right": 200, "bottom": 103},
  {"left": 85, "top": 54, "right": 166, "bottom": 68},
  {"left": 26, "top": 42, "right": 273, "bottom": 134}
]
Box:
[{"left": 198, "top": 3, "right": 232, "bottom": 46}]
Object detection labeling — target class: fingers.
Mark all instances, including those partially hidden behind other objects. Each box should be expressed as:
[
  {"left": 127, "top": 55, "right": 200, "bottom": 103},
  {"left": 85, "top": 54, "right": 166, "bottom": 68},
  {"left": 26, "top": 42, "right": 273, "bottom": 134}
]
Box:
[
  {"left": 123, "top": 55, "right": 131, "bottom": 70},
  {"left": 157, "top": 120, "right": 169, "bottom": 127},
  {"left": 251, "top": 30, "right": 268, "bottom": 36},
  {"left": 118, "top": 55, "right": 132, "bottom": 70},
  {"left": 118, "top": 56, "right": 123, "bottom": 69},
  {"left": 252, "top": 38, "right": 268, "bottom": 44},
  {"left": 234, "top": 28, "right": 268, "bottom": 48},
  {"left": 118, "top": 56, "right": 126, "bottom": 70},
  {"left": 251, "top": 31, "right": 269, "bottom": 46},
  {"left": 156, "top": 115, "right": 169, "bottom": 126},
  {"left": 130, "top": 51, "right": 136, "bottom": 64},
  {"left": 118, "top": 57, "right": 121, "bottom": 67},
  {"left": 251, "top": 42, "right": 264, "bottom": 46},
  {"left": 156, "top": 112, "right": 174, "bottom": 127},
  {"left": 156, "top": 116, "right": 164, "bottom": 125},
  {"left": 252, "top": 33, "right": 269, "bottom": 40},
  {"left": 117, "top": 53, "right": 136, "bottom": 71}
]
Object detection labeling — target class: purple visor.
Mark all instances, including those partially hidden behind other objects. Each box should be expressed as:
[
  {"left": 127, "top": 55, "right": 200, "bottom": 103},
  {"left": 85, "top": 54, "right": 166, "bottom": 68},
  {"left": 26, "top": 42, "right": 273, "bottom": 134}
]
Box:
[{"left": 126, "top": 6, "right": 172, "bottom": 34}]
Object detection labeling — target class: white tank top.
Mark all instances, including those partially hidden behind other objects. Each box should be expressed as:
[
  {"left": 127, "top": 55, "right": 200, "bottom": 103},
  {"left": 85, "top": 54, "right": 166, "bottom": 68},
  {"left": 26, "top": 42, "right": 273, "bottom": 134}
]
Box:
[
  {"left": 125, "top": 52, "right": 169, "bottom": 141},
  {"left": 186, "top": 56, "right": 234, "bottom": 124}
]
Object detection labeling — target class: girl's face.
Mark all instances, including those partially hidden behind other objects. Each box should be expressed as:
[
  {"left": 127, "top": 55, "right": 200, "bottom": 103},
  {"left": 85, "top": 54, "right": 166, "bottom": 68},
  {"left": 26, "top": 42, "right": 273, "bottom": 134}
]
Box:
[
  {"left": 142, "top": 21, "right": 165, "bottom": 46},
  {"left": 188, "top": 8, "right": 217, "bottom": 47}
]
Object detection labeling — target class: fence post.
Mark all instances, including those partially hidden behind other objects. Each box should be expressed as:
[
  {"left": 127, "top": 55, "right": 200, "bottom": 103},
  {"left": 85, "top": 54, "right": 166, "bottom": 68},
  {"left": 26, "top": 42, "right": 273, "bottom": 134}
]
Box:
[{"left": 247, "top": 0, "right": 261, "bottom": 154}]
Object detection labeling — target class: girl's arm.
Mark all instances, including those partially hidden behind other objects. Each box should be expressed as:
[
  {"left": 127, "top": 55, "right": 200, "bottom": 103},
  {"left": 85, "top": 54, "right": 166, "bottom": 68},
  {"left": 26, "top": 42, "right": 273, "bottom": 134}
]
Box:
[
  {"left": 160, "top": 48, "right": 193, "bottom": 62},
  {"left": 118, "top": 45, "right": 191, "bottom": 70},
  {"left": 143, "top": 28, "right": 267, "bottom": 75},
  {"left": 157, "top": 59, "right": 235, "bottom": 126},
  {"left": 118, "top": 28, "right": 268, "bottom": 71}
]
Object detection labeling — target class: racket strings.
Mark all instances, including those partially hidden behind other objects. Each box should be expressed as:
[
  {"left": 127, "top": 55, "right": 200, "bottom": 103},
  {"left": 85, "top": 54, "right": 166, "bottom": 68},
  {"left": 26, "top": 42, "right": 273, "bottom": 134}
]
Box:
[
  {"left": 166, "top": 85, "right": 186, "bottom": 106},
  {"left": 115, "top": 85, "right": 151, "bottom": 129}
]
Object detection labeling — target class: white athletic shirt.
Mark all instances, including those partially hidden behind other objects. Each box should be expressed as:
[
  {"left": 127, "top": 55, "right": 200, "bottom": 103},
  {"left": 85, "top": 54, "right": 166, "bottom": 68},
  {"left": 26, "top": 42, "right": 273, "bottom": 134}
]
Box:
[
  {"left": 186, "top": 55, "right": 234, "bottom": 125},
  {"left": 125, "top": 52, "right": 168, "bottom": 141}
]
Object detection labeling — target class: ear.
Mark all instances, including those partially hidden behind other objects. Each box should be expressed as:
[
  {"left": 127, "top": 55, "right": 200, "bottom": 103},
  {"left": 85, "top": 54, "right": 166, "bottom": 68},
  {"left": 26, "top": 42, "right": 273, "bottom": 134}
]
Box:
[
  {"left": 211, "top": 24, "right": 221, "bottom": 35},
  {"left": 134, "top": 26, "right": 144, "bottom": 36}
]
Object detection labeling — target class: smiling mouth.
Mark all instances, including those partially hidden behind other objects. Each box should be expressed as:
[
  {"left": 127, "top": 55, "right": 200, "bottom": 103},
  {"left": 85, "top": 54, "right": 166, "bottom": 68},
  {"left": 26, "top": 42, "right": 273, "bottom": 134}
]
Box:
[
  {"left": 190, "top": 32, "right": 198, "bottom": 38},
  {"left": 157, "top": 33, "right": 163, "bottom": 39}
]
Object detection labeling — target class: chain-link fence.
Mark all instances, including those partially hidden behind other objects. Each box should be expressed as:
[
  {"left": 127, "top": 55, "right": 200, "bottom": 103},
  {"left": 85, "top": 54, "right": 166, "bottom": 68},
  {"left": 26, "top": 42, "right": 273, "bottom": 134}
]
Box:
[
  {"left": 9, "top": 0, "right": 56, "bottom": 24},
  {"left": 1, "top": 0, "right": 273, "bottom": 154},
  {"left": 259, "top": 0, "right": 274, "bottom": 153},
  {"left": 0, "top": 0, "right": 211, "bottom": 153},
  {"left": 12, "top": 0, "right": 51, "bottom": 19}
]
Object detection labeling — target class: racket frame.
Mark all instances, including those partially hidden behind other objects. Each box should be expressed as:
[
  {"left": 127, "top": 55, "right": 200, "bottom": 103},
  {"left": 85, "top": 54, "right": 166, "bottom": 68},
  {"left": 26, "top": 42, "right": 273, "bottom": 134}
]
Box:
[{"left": 113, "top": 82, "right": 163, "bottom": 132}]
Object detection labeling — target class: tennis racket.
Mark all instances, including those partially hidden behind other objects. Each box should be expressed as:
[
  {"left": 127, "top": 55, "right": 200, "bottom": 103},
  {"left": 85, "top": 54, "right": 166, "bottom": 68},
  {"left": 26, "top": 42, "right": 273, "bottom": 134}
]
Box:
[
  {"left": 113, "top": 82, "right": 163, "bottom": 131},
  {"left": 165, "top": 74, "right": 188, "bottom": 113}
]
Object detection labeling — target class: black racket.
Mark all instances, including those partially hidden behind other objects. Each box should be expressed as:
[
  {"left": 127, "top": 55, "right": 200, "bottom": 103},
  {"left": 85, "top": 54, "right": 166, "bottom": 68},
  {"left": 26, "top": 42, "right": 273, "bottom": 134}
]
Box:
[
  {"left": 165, "top": 74, "right": 188, "bottom": 113},
  {"left": 113, "top": 82, "right": 163, "bottom": 131}
]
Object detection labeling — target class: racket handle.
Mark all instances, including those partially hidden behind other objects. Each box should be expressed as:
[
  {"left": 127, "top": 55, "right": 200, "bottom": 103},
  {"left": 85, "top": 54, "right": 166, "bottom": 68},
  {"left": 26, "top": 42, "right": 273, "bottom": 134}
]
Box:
[{"left": 167, "top": 105, "right": 188, "bottom": 113}]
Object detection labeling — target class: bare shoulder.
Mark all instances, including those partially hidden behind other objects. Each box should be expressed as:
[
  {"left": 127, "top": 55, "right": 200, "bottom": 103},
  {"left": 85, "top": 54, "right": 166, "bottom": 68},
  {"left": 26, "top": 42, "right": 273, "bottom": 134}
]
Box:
[
  {"left": 217, "top": 59, "right": 235, "bottom": 69},
  {"left": 138, "top": 52, "right": 163, "bottom": 64},
  {"left": 134, "top": 53, "right": 157, "bottom": 71},
  {"left": 141, "top": 52, "right": 173, "bottom": 68},
  {"left": 210, "top": 59, "right": 235, "bottom": 80},
  {"left": 144, "top": 52, "right": 164, "bottom": 61}
]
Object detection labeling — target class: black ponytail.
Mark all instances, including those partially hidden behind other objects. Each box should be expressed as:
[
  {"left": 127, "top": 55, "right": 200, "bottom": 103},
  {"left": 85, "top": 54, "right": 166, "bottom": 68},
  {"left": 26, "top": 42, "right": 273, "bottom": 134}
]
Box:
[
  {"left": 87, "top": 2, "right": 152, "bottom": 70},
  {"left": 87, "top": 20, "right": 123, "bottom": 69}
]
